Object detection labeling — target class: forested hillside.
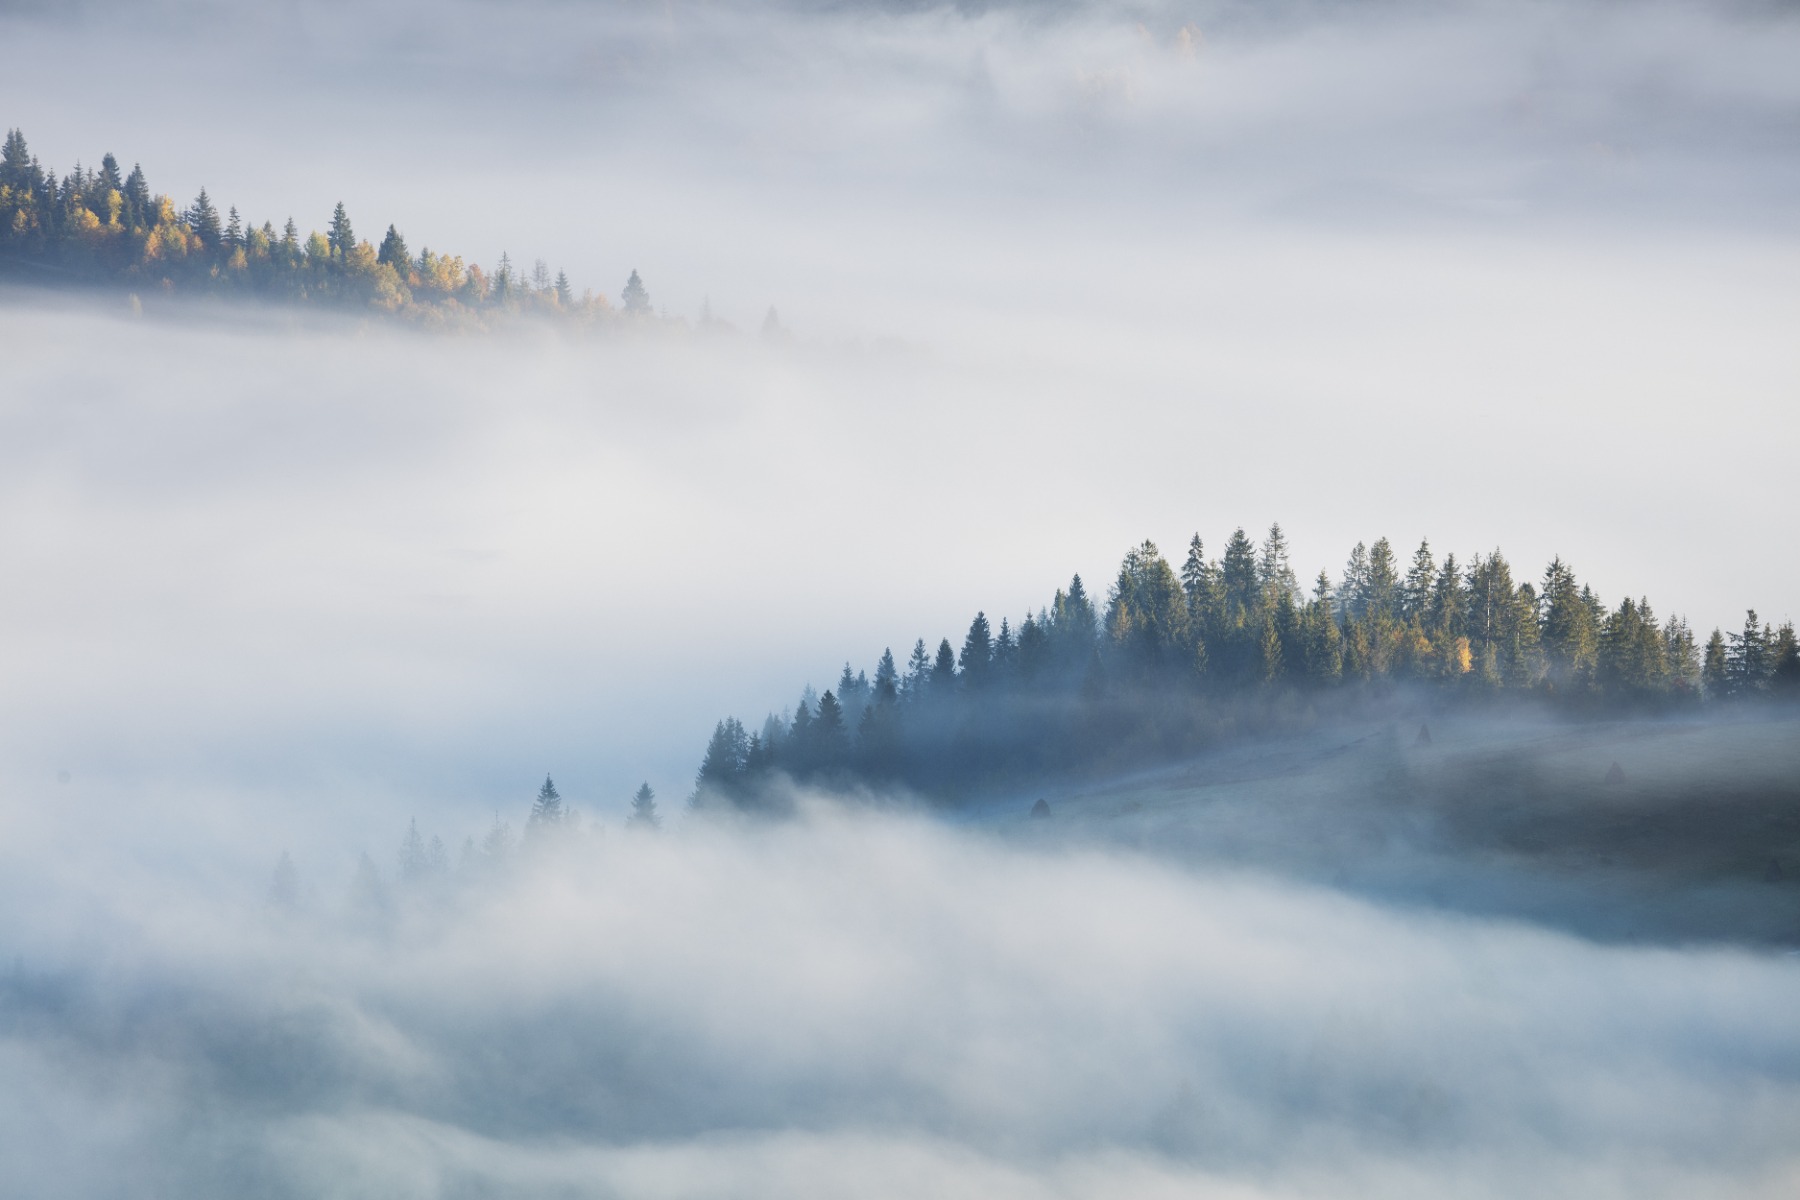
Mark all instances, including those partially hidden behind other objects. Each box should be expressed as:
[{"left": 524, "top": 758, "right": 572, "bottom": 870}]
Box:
[
  {"left": 694, "top": 526, "right": 1800, "bottom": 807},
  {"left": 0, "top": 129, "right": 643, "bottom": 323}
]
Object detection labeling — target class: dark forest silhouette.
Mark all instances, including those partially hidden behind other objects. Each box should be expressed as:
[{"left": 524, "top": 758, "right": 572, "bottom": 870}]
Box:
[{"left": 691, "top": 526, "right": 1799, "bottom": 809}]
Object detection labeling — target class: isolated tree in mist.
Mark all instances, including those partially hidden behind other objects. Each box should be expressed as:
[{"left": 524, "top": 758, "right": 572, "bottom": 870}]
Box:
[
  {"left": 622, "top": 269, "right": 651, "bottom": 314},
  {"left": 628, "top": 782, "right": 661, "bottom": 829},
  {"left": 528, "top": 775, "right": 565, "bottom": 832}
]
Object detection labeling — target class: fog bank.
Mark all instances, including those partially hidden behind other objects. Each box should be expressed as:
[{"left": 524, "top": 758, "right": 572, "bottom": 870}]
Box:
[{"left": 3, "top": 807, "right": 1798, "bottom": 1199}]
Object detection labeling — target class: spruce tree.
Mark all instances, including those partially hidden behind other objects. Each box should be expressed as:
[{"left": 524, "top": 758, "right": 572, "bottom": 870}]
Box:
[
  {"left": 1257, "top": 523, "right": 1300, "bottom": 604},
  {"left": 1401, "top": 540, "right": 1436, "bottom": 622},
  {"left": 328, "top": 201, "right": 355, "bottom": 258},
  {"left": 931, "top": 638, "right": 958, "bottom": 691},
  {"left": 1702, "top": 629, "right": 1729, "bottom": 698},
  {"left": 960, "top": 612, "right": 993, "bottom": 682},
  {"left": 187, "top": 187, "right": 222, "bottom": 249},
  {"left": 628, "top": 782, "right": 661, "bottom": 829},
  {"left": 528, "top": 774, "right": 565, "bottom": 831},
  {"left": 377, "top": 224, "right": 409, "bottom": 270},
  {"left": 622, "top": 269, "right": 651, "bottom": 314}
]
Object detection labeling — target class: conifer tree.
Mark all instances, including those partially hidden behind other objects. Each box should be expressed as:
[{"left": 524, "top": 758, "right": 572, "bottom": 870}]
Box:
[
  {"left": 903, "top": 638, "right": 932, "bottom": 702},
  {"left": 1702, "top": 629, "right": 1729, "bottom": 697},
  {"left": 1180, "top": 534, "right": 1216, "bottom": 629},
  {"left": 628, "top": 782, "right": 661, "bottom": 829},
  {"left": 377, "top": 224, "right": 409, "bottom": 270},
  {"left": 1257, "top": 523, "right": 1300, "bottom": 604},
  {"left": 528, "top": 775, "right": 565, "bottom": 830},
  {"left": 622, "top": 268, "right": 651, "bottom": 314},
  {"left": 873, "top": 647, "right": 900, "bottom": 703},
  {"left": 328, "top": 201, "right": 355, "bottom": 258},
  {"left": 931, "top": 638, "right": 958, "bottom": 691},
  {"left": 1725, "top": 610, "right": 1772, "bottom": 697},
  {"left": 188, "top": 187, "right": 222, "bottom": 249},
  {"left": 960, "top": 612, "right": 994, "bottom": 683},
  {"left": 1401, "top": 540, "right": 1436, "bottom": 622},
  {"left": 1220, "top": 529, "right": 1260, "bottom": 618}
]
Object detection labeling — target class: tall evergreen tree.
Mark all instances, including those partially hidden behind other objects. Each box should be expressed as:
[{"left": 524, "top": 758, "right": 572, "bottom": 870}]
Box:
[
  {"left": 931, "top": 638, "right": 958, "bottom": 691},
  {"left": 622, "top": 268, "right": 651, "bottom": 314},
  {"left": 960, "top": 612, "right": 994, "bottom": 682},
  {"left": 627, "top": 782, "right": 661, "bottom": 829},
  {"left": 328, "top": 201, "right": 355, "bottom": 258},
  {"left": 377, "top": 224, "right": 409, "bottom": 270},
  {"left": 1401, "top": 540, "right": 1436, "bottom": 622},
  {"left": 1702, "top": 628, "right": 1729, "bottom": 698},
  {"left": 1257, "top": 523, "right": 1300, "bottom": 604},
  {"left": 528, "top": 775, "right": 565, "bottom": 831},
  {"left": 187, "top": 187, "right": 222, "bottom": 249}
]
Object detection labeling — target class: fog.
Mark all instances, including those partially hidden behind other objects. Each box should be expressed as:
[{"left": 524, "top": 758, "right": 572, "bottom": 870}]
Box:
[
  {"left": 3, "top": 0, "right": 1799, "bottom": 1194},
  {"left": 4, "top": 802, "right": 1799, "bottom": 1200}
]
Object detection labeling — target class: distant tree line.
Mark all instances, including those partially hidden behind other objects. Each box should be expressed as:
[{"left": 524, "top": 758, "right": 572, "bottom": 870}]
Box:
[
  {"left": 0, "top": 129, "right": 658, "bottom": 323},
  {"left": 692, "top": 526, "right": 1800, "bottom": 809},
  {"left": 270, "top": 775, "right": 663, "bottom": 914}
]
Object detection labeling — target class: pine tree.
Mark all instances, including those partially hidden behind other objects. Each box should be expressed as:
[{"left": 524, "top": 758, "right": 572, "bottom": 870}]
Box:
[
  {"left": 1725, "top": 610, "right": 1772, "bottom": 697},
  {"left": 1180, "top": 534, "right": 1216, "bottom": 628},
  {"left": 122, "top": 164, "right": 149, "bottom": 225},
  {"left": 695, "top": 719, "right": 750, "bottom": 801},
  {"left": 873, "top": 647, "right": 900, "bottom": 703},
  {"left": 224, "top": 206, "right": 243, "bottom": 251},
  {"left": 960, "top": 612, "right": 993, "bottom": 682},
  {"left": 628, "top": 782, "right": 661, "bottom": 829},
  {"left": 622, "top": 269, "right": 651, "bottom": 314},
  {"left": 1401, "top": 540, "right": 1436, "bottom": 622},
  {"left": 377, "top": 224, "right": 409, "bottom": 270},
  {"left": 932, "top": 638, "right": 958, "bottom": 691},
  {"left": 1339, "top": 542, "right": 1370, "bottom": 620},
  {"left": 1702, "top": 628, "right": 1729, "bottom": 698},
  {"left": 814, "top": 690, "right": 846, "bottom": 761},
  {"left": 328, "top": 201, "right": 355, "bottom": 258},
  {"left": 903, "top": 638, "right": 932, "bottom": 702},
  {"left": 1365, "top": 538, "right": 1399, "bottom": 622},
  {"left": 1770, "top": 623, "right": 1800, "bottom": 699},
  {"left": 554, "top": 269, "right": 573, "bottom": 307},
  {"left": 187, "top": 187, "right": 222, "bottom": 249},
  {"left": 1220, "top": 529, "right": 1259, "bottom": 618},
  {"left": 1257, "top": 523, "right": 1300, "bottom": 604},
  {"left": 528, "top": 775, "right": 565, "bottom": 831}
]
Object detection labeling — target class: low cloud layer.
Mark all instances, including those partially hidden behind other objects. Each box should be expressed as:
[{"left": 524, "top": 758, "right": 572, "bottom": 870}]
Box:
[{"left": 2, "top": 805, "right": 1797, "bottom": 1199}]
